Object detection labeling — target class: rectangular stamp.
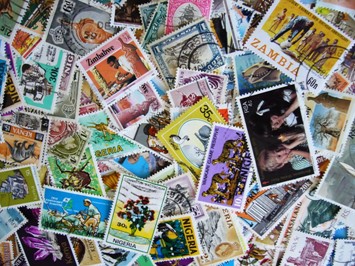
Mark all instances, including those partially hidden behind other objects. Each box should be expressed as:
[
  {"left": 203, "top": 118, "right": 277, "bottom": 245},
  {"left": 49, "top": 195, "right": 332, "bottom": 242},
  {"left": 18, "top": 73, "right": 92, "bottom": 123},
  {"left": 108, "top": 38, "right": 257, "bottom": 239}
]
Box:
[
  {"left": 149, "top": 18, "right": 225, "bottom": 88},
  {"left": 78, "top": 29, "right": 156, "bottom": 105},
  {"left": 139, "top": 2, "right": 158, "bottom": 30},
  {"left": 157, "top": 97, "right": 226, "bottom": 179},
  {"left": 40, "top": 186, "right": 112, "bottom": 240},
  {"left": 16, "top": 207, "right": 77, "bottom": 266},
  {"left": 70, "top": 237, "right": 103, "bottom": 266},
  {"left": 196, "top": 207, "right": 247, "bottom": 265},
  {"left": 245, "top": 0, "right": 353, "bottom": 90},
  {"left": 3, "top": 71, "right": 24, "bottom": 114},
  {"left": 79, "top": 78, "right": 102, "bottom": 115},
  {"left": 197, "top": 124, "right": 252, "bottom": 211},
  {"left": 0, "top": 165, "right": 41, "bottom": 209},
  {"left": 0, "top": 0, "right": 27, "bottom": 39},
  {"left": 0, "top": 208, "right": 27, "bottom": 242},
  {"left": 280, "top": 230, "right": 333, "bottom": 266},
  {"left": 150, "top": 214, "right": 201, "bottom": 262},
  {"left": 7, "top": 110, "right": 50, "bottom": 133},
  {"left": 0, "top": 241, "right": 13, "bottom": 266},
  {"left": 305, "top": 89, "right": 355, "bottom": 155},
  {"left": 316, "top": 0, "right": 354, "bottom": 15},
  {"left": 105, "top": 174, "right": 168, "bottom": 254},
  {"left": 98, "top": 241, "right": 139, "bottom": 266},
  {"left": 0, "top": 122, "right": 45, "bottom": 166},
  {"left": 10, "top": 25, "right": 42, "bottom": 60},
  {"left": 237, "top": 84, "right": 317, "bottom": 188},
  {"left": 111, "top": 0, "right": 149, "bottom": 28}
]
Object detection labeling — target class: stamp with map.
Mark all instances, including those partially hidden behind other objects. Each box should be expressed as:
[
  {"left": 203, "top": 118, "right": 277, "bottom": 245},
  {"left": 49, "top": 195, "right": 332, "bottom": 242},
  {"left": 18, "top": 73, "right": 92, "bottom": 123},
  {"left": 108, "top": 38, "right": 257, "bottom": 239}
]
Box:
[
  {"left": 105, "top": 174, "right": 167, "bottom": 254},
  {"left": 197, "top": 124, "right": 252, "bottom": 211},
  {"left": 0, "top": 208, "right": 27, "bottom": 242}
]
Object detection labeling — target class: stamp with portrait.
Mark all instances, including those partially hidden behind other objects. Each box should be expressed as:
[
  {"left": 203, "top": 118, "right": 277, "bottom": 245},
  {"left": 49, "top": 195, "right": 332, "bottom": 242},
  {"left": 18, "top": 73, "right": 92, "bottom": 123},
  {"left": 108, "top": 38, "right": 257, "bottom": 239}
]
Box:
[
  {"left": 157, "top": 97, "right": 226, "bottom": 179},
  {"left": 150, "top": 214, "right": 201, "bottom": 262},
  {"left": 40, "top": 186, "right": 112, "bottom": 241},
  {"left": 105, "top": 174, "right": 167, "bottom": 254},
  {"left": 0, "top": 241, "right": 13, "bottom": 266},
  {"left": 0, "top": 208, "right": 27, "bottom": 242},
  {"left": 78, "top": 29, "right": 156, "bottom": 105},
  {"left": 197, "top": 124, "right": 252, "bottom": 211},
  {"left": 237, "top": 84, "right": 317, "bottom": 188},
  {"left": 70, "top": 237, "right": 103, "bottom": 266}
]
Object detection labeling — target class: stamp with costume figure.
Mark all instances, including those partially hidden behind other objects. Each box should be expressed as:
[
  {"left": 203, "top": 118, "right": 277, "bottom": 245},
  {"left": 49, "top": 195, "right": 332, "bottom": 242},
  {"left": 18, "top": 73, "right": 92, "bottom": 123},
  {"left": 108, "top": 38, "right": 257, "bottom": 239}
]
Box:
[
  {"left": 305, "top": 89, "right": 355, "bottom": 155},
  {"left": 70, "top": 237, "right": 103, "bottom": 266},
  {"left": 45, "top": 0, "right": 117, "bottom": 56},
  {"left": 0, "top": 241, "right": 13, "bottom": 266},
  {"left": 98, "top": 241, "right": 139, "bottom": 266},
  {"left": 280, "top": 230, "right": 333, "bottom": 266},
  {"left": 16, "top": 207, "right": 77, "bottom": 266},
  {"left": 246, "top": 0, "right": 353, "bottom": 90},
  {"left": 105, "top": 174, "right": 167, "bottom": 254},
  {"left": 150, "top": 214, "right": 201, "bottom": 262},
  {"left": 333, "top": 239, "right": 355, "bottom": 265},
  {"left": 157, "top": 97, "right": 226, "bottom": 179},
  {"left": 237, "top": 84, "right": 317, "bottom": 188},
  {"left": 40, "top": 186, "right": 112, "bottom": 241},
  {"left": 0, "top": 0, "right": 28, "bottom": 40},
  {"left": 111, "top": 0, "right": 150, "bottom": 28},
  {"left": 0, "top": 208, "right": 27, "bottom": 242},
  {"left": 0, "top": 165, "right": 41, "bottom": 209},
  {"left": 196, "top": 207, "right": 247, "bottom": 265},
  {"left": 149, "top": 18, "right": 224, "bottom": 88},
  {"left": 197, "top": 124, "right": 252, "bottom": 211},
  {"left": 78, "top": 29, "right": 156, "bottom": 105},
  {"left": 139, "top": 2, "right": 158, "bottom": 30}
]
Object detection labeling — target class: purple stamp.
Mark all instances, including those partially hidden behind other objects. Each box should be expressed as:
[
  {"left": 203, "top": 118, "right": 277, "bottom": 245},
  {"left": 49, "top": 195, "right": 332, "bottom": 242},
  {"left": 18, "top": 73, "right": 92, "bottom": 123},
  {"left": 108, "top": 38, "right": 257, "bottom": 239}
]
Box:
[{"left": 197, "top": 124, "right": 252, "bottom": 211}]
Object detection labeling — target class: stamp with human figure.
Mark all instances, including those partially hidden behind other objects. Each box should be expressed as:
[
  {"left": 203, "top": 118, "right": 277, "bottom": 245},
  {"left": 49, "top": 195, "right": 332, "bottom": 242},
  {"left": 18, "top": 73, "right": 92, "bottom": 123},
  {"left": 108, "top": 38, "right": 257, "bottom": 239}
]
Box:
[
  {"left": 105, "top": 174, "right": 167, "bottom": 254},
  {"left": 78, "top": 29, "right": 156, "bottom": 105},
  {"left": 280, "top": 230, "right": 333, "bottom": 266},
  {"left": 150, "top": 214, "right": 201, "bottom": 262},
  {"left": 237, "top": 84, "right": 317, "bottom": 188},
  {"left": 245, "top": 0, "right": 353, "bottom": 90},
  {"left": 0, "top": 207, "right": 27, "bottom": 242},
  {"left": 157, "top": 97, "right": 226, "bottom": 179},
  {"left": 40, "top": 186, "right": 112, "bottom": 241},
  {"left": 197, "top": 124, "right": 252, "bottom": 211}
]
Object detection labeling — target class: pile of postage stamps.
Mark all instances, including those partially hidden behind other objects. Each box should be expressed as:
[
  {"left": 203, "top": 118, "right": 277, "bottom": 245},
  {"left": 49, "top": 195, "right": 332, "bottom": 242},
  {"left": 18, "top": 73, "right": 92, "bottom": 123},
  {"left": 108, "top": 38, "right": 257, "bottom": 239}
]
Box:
[{"left": 0, "top": 0, "right": 355, "bottom": 265}]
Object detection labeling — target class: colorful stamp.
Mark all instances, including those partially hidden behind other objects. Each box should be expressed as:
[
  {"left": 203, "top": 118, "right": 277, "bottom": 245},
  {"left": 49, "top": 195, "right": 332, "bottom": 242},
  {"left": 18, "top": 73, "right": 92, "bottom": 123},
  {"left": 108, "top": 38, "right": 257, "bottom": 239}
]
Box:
[
  {"left": 150, "top": 214, "right": 201, "bottom": 262},
  {"left": 45, "top": 0, "right": 117, "bottom": 56},
  {"left": 325, "top": 72, "right": 350, "bottom": 92},
  {"left": 112, "top": 0, "right": 149, "bottom": 28},
  {"left": 165, "top": 0, "right": 213, "bottom": 34},
  {"left": 48, "top": 146, "right": 105, "bottom": 196},
  {"left": 316, "top": 0, "right": 355, "bottom": 15},
  {"left": 0, "top": 165, "right": 41, "bottom": 209},
  {"left": 196, "top": 207, "right": 247, "bottom": 265},
  {"left": 3, "top": 71, "right": 24, "bottom": 113},
  {"left": 0, "top": 241, "right": 13, "bottom": 266},
  {"left": 333, "top": 239, "right": 355, "bottom": 265},
  {"left": 0, "top": 122, "right": 45, "bottom": 166},
  {"left": 197, "top": 124, "right": 252, "bottom": 211},
  {"left": 98, "top": 241, "right": 139, "bottom": 266},
  {"left": 157, "top": 97, "right": 226, "bottom": 178},
  {"left": 0, "top": 0, "right": 27, "bottom": 39},
  {"left": 236, "top": 179, "right": 314, "bottom": 238},
  {"left": 236, "top": 236, "right": 276, "bottom": 265},
  {"left": 246, "top": 0, "right": 353, "bottom": 89},
  {"left": 305, "top": 89, "right": 355, "bottom": 155},
  {"left": 108, "top": 82, "right": 164, "bottom": 131},
  {"left": 10, "top": 26, "right": 42, "bottom": 60},
  {"left": 70, "top": 237, "right": 103, "bottom": 266},
  {"left": 0, "top": 208, "right": 27, "bottom": 242},
  {"left": 40, "top": 186, "right": 112, "bottom": 240},
  {"left": 238, "top": 84, "right": 317, "bottom": 188},
  {"left": 0, "top": 56, "right": 8, "bottom": 103},
  {"left": 149, "top": 19, "right": 225, "bottom": 88},
  {"left": 78, "top": 29, "right": 156, "bottom": 105},
  {"left": 16, "top": 207, "right": 77, "bottom": 266},
  {"left": 105, "top": 174, "right": 167, "bottom": 254},
  {"left": 280, "top": 231, "right": 333, "bottom": 266},
  {"left": 162, "top": 173, "right": 206, "bottom": 220}
]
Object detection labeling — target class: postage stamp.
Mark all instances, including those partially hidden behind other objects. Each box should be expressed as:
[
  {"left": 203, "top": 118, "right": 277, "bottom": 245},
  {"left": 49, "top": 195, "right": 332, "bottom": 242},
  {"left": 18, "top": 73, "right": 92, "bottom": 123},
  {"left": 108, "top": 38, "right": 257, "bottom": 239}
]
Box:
[
  {"left": 0, "top": 165, "right": 41, "bottom": 209},
  {"left": 175, "top": 68, "right": 227, "bottom": 104},
  {"left": 0, "top": 0, "right": 27, "bottom": 39},
  {"left": 165, "top": 0, "right": 213, "bottom": 34},
  {"left": 45, "top": 0, "right": 117, "bottom": 56},
  {"left": 197, "top": 124, "right": 252, "bottom": 211},
  {"left": 79, "top": 78, "right": 102, "bottom": 115},
  {"left": 10, "top": 26, "right": 42, "bottom": 60},
  {"left": 16, "top": 207, "right": 77, "bottom": 266},
  {"left": 333, "top": 239, "right": 355, "bottom": 265},
  {"left": 280, "top": 230, "right": 333, "bottom": 266},
  {"left": 157, "top": 97, "right": 226, "bottom": 179},
  {"left": 78, "top": 29, "right": 156, "bottom": 105},
  {"left": 196, "top": 207, "right": 247, "bottom": 265},
  {"left": 233, "top": 50, "right": 292, "bottom": 95},
  {"left": 40, "top": 186, "right": 112, "bottom": 240},
  {"left": 139, "top": 2, "right": 158, "bottom": 30},
  {"left": 0, "top": 208, "right": 27, "bottom": 242},
  {"left": 305, "top": 89, "right": 355, "bottom": 155},
  {"left": 108, "top": 82, "right": 164, "bottom": 131},
  {"left": 150, "top": 214, "right": 201, "bottom": 262},
  {"left": 325, "top": 72, "right": 350, "bottom": 92},
  {"left": 3, "top": 71, "right": 24, "bottom": 113},
  {"left": 236, "top": 179, "right": 314, "bottom": 238},
  {"left": 0, "top": 122, "right": 45, "bottom": 166},
  {"left": 149, "top": 18, "right": 225, "bottom": 88},
  {"left": 336, "top": 208, "right": 355, "bottom": 231},
  {"left": 316, "top": 0, "right": 355, "bottom": 15},
  {"left": 0, "top": 56, "right": 8, "bottom": 103},
  {"left": 48, "top": 146, "right": 105, "bottom": 196},
  {"left": 162, "top": 173, "right": 206, "bottom": 220},
  {"left": 70, "top": 237, "right": 103, "bottom": 266},
  {"left": 246, "top": 0, "right": 353, "bottom": 90},
  {"left": 6, "top": 109, "right": 50, "bottom": 133},
  {"left": 98, "top": 241, "right": 139, "bottom": 266},
  {"left": 105, "top": 174, "right": 167, "bottom": 254},
  {"left": 111, "top": 0, "right": 149, "bottom": 28},
  {"left": 79, "top": 110, "right": 142, "bottom": 160},
  {"left": 0, "top": 241, "right": 13, "bottom": 266},
  {"left": 238, "top": 84, "right": 317, "bottom": 188}
]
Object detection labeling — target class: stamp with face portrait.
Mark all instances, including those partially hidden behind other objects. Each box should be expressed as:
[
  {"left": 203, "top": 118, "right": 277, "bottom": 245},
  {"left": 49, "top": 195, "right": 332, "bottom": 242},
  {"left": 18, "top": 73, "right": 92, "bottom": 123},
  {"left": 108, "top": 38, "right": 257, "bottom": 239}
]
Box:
[
  {"left": 197, "top": 124, "right": 252, "bottom": 211},
  {"left": 78, "top": 29, "right": 156, "bottom": 105},
  {"left": 105, "top": 174, "right": 167, "bottom": 254},
  {"left": 112, "top": 0, "right": 149, "bottom": 28},
  {"left": 0, "top": 207, "right": 27, "bottom": 242},
  {"left": 70, "top": 237, "right": 103, "bottom": 266},
  {"left": 237, "top": 84, "right": 317, "bottom": 188}
]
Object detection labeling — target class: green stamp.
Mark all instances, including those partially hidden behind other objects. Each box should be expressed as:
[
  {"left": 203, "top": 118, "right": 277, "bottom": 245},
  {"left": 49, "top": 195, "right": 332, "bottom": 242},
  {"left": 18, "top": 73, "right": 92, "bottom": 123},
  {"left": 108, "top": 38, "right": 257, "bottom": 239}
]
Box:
[{"left": 0, "top": 0, "right": 27, "bottom": 39}]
